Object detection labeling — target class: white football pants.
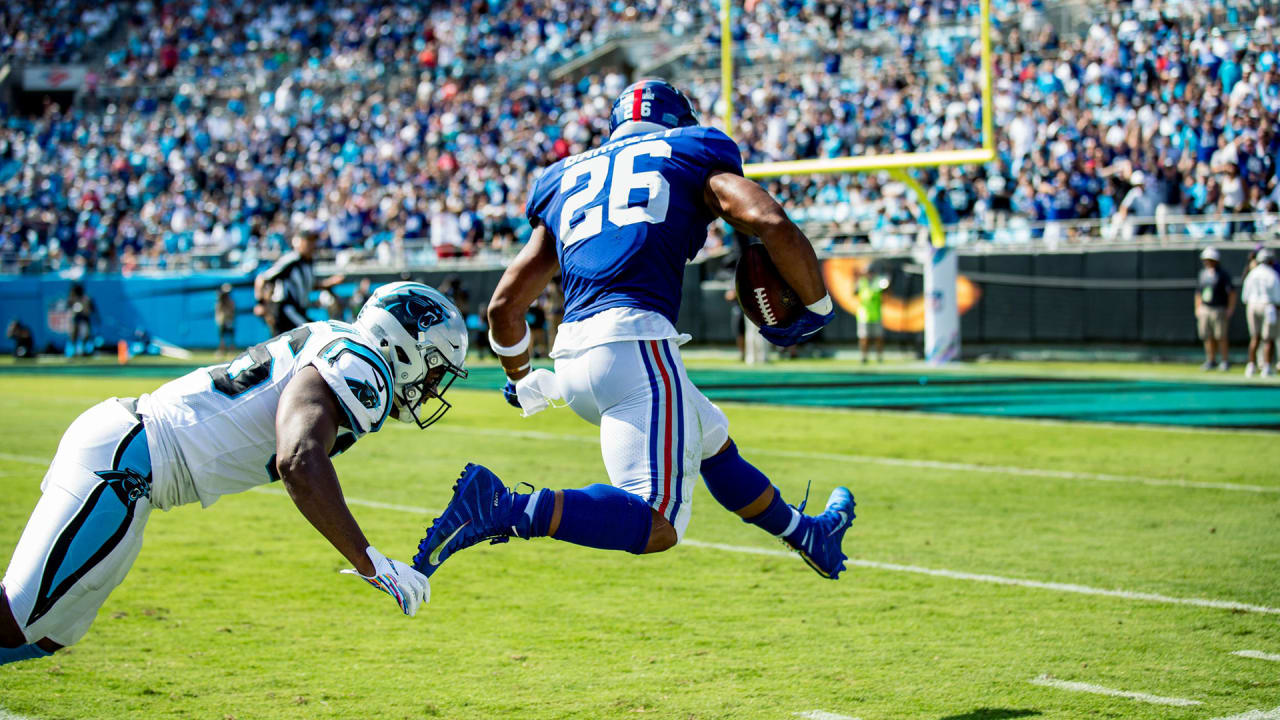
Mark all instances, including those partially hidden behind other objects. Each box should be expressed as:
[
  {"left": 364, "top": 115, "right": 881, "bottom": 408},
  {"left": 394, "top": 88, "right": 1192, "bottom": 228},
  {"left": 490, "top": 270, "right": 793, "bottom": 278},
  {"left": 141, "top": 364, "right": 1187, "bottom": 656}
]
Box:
[
  {"left": 2, "top": 399, "right": 153, "bottom": 646},
  {"left": 554, "top": 339, "right": 730, "bottom": 541}
]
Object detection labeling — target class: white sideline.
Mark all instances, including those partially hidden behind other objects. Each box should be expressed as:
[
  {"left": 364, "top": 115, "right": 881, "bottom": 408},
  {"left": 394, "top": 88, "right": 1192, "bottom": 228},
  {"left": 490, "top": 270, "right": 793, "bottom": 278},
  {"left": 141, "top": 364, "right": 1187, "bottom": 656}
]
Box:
[
  {"left": 0, "top": 709, "right": 39, "bottom": 720},
  {"left": 249, "top": 487, "right": 1280, "bottom": 616},
  {"left": 1208, "top": 707, "right": 1280, "bottom": 720},
  {"left": 1233, "top": 650, "right": 1280, "bottom": 662},
  {"left": 1028, "top": 675, "right": 1201, "bottom": 706},
  {"left": 793, "top": 711, "right": 861, "bottom": 720},
  {"left": 426, "top": 426, "right": 1279, "bottom": 494}
]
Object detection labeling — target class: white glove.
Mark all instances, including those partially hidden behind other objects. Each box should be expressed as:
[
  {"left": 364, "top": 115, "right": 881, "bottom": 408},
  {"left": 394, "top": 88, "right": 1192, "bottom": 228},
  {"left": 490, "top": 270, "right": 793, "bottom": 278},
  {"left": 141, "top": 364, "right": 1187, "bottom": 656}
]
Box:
[
  {"left": 341, "top": 546, "right": 430, "bottom": 616},
  {"left": 515, "top": 368, "right": 566, "bottom": 418}
]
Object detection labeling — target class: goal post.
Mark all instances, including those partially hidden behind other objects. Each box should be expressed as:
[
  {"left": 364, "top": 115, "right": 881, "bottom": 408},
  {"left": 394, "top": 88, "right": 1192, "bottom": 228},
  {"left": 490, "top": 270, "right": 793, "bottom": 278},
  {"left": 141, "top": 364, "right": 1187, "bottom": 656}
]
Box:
[{"left": 718, "top": 0, "right": 994, "bottom": 364}]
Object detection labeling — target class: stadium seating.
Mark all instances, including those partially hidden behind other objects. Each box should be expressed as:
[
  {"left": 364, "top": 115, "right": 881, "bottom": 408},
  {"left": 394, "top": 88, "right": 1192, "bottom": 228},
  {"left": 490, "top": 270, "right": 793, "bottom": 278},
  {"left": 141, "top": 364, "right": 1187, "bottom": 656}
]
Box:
[{"left": 1, "top": 0, "right": 1278, "bottom": 272}]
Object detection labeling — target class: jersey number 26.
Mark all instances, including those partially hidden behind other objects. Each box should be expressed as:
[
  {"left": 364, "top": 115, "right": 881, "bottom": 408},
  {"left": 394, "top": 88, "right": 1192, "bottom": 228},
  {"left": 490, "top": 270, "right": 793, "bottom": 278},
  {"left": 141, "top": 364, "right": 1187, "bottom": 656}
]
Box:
[{"left": 559, "top": 139, "right": 672, "bottom": 247}]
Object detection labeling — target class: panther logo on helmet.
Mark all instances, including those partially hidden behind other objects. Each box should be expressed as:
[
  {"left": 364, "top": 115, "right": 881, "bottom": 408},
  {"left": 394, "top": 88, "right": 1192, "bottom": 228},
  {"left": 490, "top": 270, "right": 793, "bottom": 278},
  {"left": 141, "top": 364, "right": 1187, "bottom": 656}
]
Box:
[
  {"left": 383, "top": 292, "right": 449, "bottom": 332},
  {"left": 355, "top": 281, "right": 468, "bottom": 429}
]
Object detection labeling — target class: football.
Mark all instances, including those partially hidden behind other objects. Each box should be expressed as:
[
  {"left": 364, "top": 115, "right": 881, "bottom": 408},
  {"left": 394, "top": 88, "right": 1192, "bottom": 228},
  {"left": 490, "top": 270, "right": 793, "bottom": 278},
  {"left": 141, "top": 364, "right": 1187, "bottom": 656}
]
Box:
[{"left": 735, "top": 242, "right": 804, "bottom": 329}]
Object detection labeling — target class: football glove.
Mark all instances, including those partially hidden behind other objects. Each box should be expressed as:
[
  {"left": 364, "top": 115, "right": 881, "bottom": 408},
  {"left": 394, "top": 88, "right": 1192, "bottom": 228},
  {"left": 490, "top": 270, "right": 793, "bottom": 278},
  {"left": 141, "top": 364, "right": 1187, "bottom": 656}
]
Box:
[
  {"left": 341, "top": 545, "right": 430, "bottom": 616},
  {"left": 502, "top": 380, "right": 521, "bottom": 409},
  {"left": 759, "top": 308, "right": 834, "bottom": 347}
]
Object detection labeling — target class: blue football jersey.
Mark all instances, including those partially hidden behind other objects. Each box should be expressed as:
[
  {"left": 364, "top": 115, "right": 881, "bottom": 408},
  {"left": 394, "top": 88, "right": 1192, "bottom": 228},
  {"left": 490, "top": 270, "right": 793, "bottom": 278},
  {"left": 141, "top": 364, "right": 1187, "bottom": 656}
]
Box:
[{"left": 525, "top": 125, "right": 743, "bottom": 324}]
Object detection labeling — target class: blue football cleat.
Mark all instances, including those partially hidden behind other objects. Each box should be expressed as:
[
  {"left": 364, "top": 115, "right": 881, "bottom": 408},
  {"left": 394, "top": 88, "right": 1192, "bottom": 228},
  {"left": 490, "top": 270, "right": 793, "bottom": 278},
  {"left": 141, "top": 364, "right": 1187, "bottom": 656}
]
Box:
[
  {"left": 413, "top": 463, "right": 516, "bottom": 577},
  {"left": 786, "top": 487, "right": 856, "bottom": 579}
]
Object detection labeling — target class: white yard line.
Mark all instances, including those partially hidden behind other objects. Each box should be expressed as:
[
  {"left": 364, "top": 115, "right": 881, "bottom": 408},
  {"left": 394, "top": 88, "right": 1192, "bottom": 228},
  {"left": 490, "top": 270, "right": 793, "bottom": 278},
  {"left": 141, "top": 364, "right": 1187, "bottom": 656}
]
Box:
[
  {"left": 682, "top": 540, "right": 1280, "bottom": 615},
  {"left": 6, "top": 450, "right": 1279, "bottom": 614},
  {"left": 0, "top": 452, "right": 47, "bottom": 466},
  {"left": 1232, "top": 650, "right": 1280, "bottom": 662},
  {"left": 793, "top": 711, "right": 861, "bottom": 720},
  {"left": 1028, "top": 675, "right": 1201, "bottom": 707},
  {"left": 1207, "top": 707, "right": 1280, "bottom": 720},
  {"left": 0, "top": 709, "right": 40, "bottom": 720},
  {"left": 426, "top": 425, "right": 1279, "bottom": 494},
  {"left": 252, "top": 486, "right": 438, "bottom": 515},
  {"left": 248, "top": 488, "right": 1280, "bottom": 616},
  {"left": 6, "top": 429, "right": 1276, "bottom": 494}
]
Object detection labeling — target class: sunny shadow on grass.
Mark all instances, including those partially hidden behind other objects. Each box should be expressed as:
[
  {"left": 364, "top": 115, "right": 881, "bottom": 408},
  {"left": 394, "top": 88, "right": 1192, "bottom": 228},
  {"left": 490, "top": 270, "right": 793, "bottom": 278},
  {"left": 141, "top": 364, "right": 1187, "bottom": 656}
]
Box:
[{"left": 938, "top": 710, "right": 1041, "bottom": 720}]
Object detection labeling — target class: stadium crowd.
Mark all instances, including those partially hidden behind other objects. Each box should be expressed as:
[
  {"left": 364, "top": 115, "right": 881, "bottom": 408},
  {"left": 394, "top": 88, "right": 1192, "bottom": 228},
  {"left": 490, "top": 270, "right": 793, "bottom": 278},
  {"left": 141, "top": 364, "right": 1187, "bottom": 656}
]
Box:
[{"left": 2, "top": 0, "right": 1280, "bottom": 272}]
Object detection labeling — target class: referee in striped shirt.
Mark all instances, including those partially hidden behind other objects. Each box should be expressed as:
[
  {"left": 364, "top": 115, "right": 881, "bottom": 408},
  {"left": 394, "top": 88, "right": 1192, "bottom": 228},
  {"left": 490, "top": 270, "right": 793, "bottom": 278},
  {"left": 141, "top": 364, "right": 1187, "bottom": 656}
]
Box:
[{"left": 254, "top": 231, "right": 345, "bottom": 334}]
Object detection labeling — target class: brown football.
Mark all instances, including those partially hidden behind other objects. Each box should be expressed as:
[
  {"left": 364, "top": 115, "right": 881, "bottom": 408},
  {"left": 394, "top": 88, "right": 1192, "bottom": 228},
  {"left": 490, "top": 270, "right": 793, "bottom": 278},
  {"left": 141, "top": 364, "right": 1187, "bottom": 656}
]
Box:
[{"left": 735, "top": 242, "right": 804, "bottom": 328}]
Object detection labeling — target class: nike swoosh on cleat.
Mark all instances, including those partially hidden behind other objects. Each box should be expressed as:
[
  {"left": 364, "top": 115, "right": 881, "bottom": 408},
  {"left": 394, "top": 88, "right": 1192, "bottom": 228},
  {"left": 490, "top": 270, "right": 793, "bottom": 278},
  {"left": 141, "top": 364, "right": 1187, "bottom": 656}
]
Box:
[{"left": 427, "top": 521, "right": 470, "bottom": 565}]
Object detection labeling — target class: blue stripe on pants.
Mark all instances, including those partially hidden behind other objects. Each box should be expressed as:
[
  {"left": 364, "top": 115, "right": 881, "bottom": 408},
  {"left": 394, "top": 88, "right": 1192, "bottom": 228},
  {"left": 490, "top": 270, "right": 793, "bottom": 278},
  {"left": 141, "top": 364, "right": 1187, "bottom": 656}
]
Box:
[
  {"left": 638, "top": 341, "right": 661, "bottom": 507},
  {"left": 659, "top": 340, "right": 685, "bottom": 524}
]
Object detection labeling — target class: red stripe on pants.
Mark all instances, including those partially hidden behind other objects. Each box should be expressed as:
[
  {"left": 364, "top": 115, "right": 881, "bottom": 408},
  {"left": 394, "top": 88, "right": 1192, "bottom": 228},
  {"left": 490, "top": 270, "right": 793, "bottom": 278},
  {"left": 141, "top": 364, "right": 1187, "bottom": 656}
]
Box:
[{"left": 650, "top": 340, "right": 674, "bottom": 516}]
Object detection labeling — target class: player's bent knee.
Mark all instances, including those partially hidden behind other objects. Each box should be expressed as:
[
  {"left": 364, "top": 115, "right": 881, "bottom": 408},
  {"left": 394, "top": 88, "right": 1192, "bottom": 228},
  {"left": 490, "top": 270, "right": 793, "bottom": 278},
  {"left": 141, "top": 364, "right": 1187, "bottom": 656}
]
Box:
[{"left": 641, "top": 511, "right": 678, "bottom": 554}]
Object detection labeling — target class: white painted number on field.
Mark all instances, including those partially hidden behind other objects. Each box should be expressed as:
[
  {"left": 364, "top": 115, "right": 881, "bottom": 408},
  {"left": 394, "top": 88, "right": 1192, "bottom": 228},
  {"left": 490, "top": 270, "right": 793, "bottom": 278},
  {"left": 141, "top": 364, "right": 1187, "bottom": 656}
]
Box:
[
  {"left": 1029, "top": 675, "right": 1201, "bottom": 706},
  {"left": 1233, "top": 650, "right": 1280, "bottom": 662}
]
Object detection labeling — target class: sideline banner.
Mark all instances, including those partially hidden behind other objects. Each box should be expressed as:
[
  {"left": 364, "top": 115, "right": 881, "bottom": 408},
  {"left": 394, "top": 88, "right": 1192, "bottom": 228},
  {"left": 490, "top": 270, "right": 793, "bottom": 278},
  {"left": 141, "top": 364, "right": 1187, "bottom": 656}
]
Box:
[{"left": 22, "top": 66, "right": 88, "bottom": 91}]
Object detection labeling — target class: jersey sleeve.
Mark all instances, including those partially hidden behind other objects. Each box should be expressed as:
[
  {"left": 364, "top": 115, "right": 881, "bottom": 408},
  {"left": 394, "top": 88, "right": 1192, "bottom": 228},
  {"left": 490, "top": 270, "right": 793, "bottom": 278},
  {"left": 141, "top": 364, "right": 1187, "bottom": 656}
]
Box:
[
  {"left": 525, "top": 165, "right": 560, "bottom": 228},
  {"left": 309, "top": 339, "right": 394, "bottom": 438},
  {"left": 686, "top": 126, "right": 744, "bottom": 179}
]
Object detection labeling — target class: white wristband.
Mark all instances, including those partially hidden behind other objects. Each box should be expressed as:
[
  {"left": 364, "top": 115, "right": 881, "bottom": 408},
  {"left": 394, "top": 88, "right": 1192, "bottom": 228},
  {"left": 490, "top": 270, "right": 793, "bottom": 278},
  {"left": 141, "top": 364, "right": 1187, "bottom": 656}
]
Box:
[
  {"left": 489, "top": 324, "right": 531, "bottom": 357},
  {"left": 806, "top": 294, "right": 834, "bottom": 316}
]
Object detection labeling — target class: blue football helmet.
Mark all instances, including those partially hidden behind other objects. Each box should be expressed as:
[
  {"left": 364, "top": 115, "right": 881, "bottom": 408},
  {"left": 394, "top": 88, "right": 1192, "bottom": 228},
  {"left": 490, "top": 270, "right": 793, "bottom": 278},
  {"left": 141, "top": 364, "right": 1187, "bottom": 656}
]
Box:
[
  {"left": 355, "top": 282, "right": 468, "bottom": 428},
  {"left": 608, "top": 79, "right": 699, "bottom": 137}
]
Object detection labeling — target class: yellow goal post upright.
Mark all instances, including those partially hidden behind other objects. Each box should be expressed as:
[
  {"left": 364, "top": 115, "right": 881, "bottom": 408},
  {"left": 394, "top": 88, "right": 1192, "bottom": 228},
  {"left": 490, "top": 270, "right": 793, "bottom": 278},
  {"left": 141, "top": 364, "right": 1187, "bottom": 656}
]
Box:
[{"left": 720, "top": 0, "right": 996, "bottom": 365}]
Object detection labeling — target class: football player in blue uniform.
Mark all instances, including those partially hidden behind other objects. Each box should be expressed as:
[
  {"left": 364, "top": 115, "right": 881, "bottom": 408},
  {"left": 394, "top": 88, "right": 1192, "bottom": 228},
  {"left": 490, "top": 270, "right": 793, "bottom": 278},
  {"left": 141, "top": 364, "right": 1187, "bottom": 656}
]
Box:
[
  {"left": 1, "top": 283, "right": 466, "bottom": 666},
  {"left": 415, "top": 80, "right": 854, "bottom": 582}
]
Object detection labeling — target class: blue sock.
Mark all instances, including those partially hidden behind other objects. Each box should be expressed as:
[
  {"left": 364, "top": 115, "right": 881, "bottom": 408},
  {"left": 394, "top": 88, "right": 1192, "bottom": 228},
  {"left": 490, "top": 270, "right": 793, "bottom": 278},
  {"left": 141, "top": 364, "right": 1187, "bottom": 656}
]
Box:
[
  {"left": 0, "top": 643, "right": 53, "bottom": 666},
  {"left": 701, "top": 441, "right": 801, "bottom": 538},
  {"left": 508, "top": 489, "right": 557, "bottom": 538},
  {"left": 510, "top": 484, "right": 652, "bottom": 554}
]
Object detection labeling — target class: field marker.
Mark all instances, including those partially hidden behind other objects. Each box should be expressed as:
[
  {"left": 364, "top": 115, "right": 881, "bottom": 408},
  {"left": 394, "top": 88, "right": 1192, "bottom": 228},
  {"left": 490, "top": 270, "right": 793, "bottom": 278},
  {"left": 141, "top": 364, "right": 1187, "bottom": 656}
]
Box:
[
  {"left": 1028, "top": 675, "right": 1201, "bottom": 706},
  {"left": 1232, "top": 650, "right": 1280, "bottom": 662},
  {"left": 0, "top": 709, "right": 39, "bottom": 720},
  {"left": 793, "top": 711, "right": 861, "bottom": 720},
  {"left": 426, "top": 425, "right": 1279, "bottom": 494},
  {"left": 1207, "top": 707, "right": 1280, "bottom": 720},
  {"left": 247, "top": 488, "right": 1280, "bottom": 616}
]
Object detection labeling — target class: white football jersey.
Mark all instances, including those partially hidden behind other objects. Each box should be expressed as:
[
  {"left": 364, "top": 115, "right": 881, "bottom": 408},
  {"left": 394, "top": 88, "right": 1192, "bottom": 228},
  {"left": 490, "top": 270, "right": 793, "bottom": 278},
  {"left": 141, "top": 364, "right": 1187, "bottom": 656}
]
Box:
[{"left": 137, "top": 321, "right": 394, "bottom": 510}]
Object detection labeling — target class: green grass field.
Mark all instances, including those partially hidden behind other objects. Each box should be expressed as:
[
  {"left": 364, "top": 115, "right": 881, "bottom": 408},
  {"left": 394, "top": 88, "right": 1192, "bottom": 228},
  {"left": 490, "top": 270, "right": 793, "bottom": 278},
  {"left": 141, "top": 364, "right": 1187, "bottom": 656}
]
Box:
[{"left": 1, "top": 363, "right": 1278, "bottom": 720}]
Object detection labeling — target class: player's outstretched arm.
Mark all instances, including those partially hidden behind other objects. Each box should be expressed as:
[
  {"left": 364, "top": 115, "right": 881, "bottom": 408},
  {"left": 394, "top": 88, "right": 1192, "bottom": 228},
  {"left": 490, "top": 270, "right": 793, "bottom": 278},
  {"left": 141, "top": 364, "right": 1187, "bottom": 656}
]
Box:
[
  {"left": 704, "top": 170, "right": 826, "bottom": 305},
  {"left": 488, "top": 224, "right": 560, "bottom": 385},
  {"left": 275, "top": 367, "right": 428, "bottom": 615},
  {"left": 703, "top": 170, "right": 834, "bottom": 346}
]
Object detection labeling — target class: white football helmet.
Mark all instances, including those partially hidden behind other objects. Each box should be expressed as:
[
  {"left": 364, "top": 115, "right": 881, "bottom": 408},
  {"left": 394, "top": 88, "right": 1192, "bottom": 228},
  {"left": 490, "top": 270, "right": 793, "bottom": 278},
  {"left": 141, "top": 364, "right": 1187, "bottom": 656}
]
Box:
[{"left": 355, "top": 282, "right": 469, "bottom": 428}]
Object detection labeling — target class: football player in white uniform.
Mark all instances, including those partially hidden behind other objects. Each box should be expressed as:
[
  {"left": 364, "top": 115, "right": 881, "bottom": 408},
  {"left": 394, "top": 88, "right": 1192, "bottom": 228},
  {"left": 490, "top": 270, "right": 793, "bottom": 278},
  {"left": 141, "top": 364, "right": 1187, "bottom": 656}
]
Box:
[{"left": 0, "top": 282, "right": 467, "bottom": 666}]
